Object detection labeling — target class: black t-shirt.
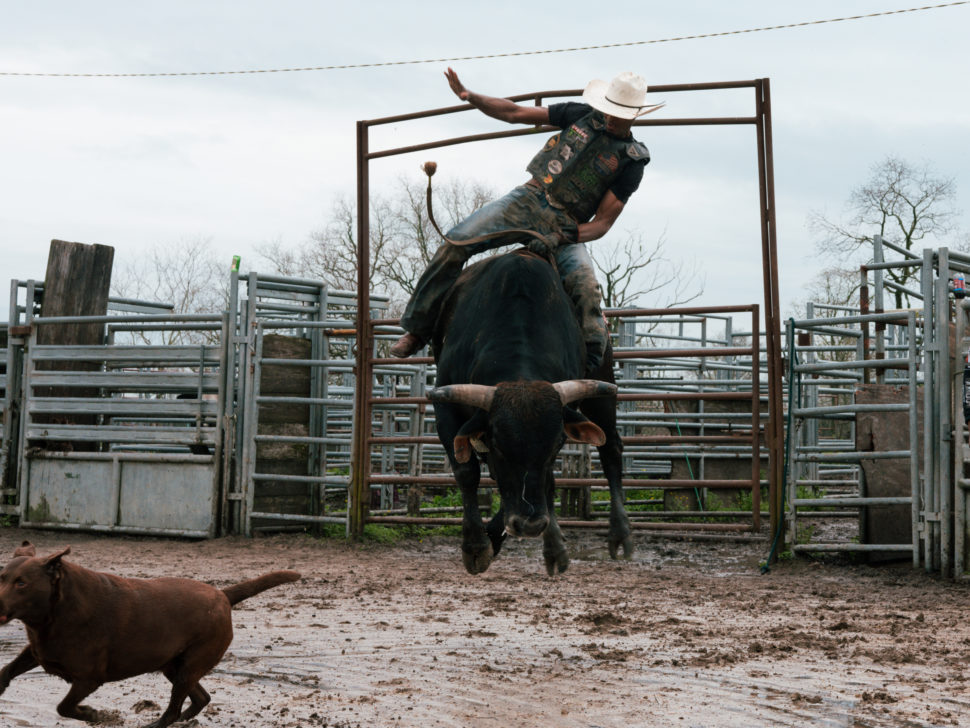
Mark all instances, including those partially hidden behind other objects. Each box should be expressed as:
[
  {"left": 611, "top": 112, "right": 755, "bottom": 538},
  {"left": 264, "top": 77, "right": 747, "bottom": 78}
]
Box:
[{"left": 546, "top": 102, "right": 648, "bottom": 204}]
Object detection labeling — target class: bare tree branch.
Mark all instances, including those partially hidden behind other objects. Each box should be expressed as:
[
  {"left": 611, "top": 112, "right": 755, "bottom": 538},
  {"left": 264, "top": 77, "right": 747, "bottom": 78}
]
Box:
[
  {"left": 256, "top": 176, "right": 496, "bottom": 314},
  {"left": 111, "top": 236, "right": 227, "bottom": 345},
  {"left": 808, "top": 155, "right": 959, "bottom": 308},
  {"left": 590, "top": 229, "right": 704, "bottom": 312}
]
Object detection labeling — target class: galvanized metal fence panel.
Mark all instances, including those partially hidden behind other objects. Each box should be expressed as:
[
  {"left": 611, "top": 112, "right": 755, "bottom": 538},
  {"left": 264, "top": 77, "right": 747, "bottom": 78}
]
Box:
[
  {"left": 1, "top": 323, "right": 25, "bottom": 516},
  {"left": 0, "top": 326, "right": 9, "bottom": 510},
  {"left": 238, "top": 320, "right": 356, "bottom": 534},
  {"left": 227, "top": 272, "right": 390, "bottom": 536},
  {"left": 785, "top": 242, "right": 970, "bottom": 579},
  {"left": 785, "top": 310, "right": 920, "bottom": 562},
  {"left": 954, "top": 297, "right": 970, "bottom": 579},
  {"left": 15, "top": 314, "right": 227, "bottom": 538}
]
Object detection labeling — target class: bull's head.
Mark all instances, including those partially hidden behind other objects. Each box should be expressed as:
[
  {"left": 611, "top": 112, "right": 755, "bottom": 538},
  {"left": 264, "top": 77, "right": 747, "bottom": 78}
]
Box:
[{"left": 430, "top": 380, "right": 615, "bottom": 538}]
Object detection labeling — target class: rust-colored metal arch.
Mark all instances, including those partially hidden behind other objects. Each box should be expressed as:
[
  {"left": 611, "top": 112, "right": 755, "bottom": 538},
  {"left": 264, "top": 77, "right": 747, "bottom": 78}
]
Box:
[{"left": 351, "top": 79, "right": 784, "bottom": 540}]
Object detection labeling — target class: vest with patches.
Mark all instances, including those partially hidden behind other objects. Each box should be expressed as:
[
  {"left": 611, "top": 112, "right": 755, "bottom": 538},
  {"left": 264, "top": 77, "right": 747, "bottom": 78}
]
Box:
[{"left": 526, "top": 110, "right": 649, "bottom": 222}]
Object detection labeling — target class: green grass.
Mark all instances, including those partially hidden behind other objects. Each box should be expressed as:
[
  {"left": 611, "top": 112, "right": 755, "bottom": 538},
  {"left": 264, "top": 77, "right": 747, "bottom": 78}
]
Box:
[{"left": 429, "top": 489, "right": 464, "bottom": 509}]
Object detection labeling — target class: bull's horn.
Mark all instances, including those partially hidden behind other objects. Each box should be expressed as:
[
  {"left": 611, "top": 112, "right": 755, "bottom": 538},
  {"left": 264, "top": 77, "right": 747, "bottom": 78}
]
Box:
[
  {"left": 552, "top": 379, "right": 617, "bottom": 405},
  {"left": 429, "top": 384, "right": 496, "bottom": 412}
]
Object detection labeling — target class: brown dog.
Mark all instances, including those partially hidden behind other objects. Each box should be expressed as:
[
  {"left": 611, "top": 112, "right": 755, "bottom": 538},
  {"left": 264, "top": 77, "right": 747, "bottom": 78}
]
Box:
[{"left": 0, "top": 542, "right": 300, "bottom": 727}]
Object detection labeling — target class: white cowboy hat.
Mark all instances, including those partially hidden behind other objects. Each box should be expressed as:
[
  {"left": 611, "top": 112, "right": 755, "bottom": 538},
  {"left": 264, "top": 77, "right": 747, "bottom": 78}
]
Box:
[{"left": 582, "top": 71, "right": 665, "bottom": 120}]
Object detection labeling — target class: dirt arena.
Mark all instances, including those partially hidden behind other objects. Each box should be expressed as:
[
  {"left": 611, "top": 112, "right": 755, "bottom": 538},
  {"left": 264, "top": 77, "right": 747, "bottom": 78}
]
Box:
[{"left": 0, "top": 527, "right": 968, "bottom": 728}]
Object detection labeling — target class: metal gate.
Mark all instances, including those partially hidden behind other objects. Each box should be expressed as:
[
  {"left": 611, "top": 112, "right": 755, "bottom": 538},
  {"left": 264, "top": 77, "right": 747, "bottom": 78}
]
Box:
[
  {"left": 785, "top": 241, "right": 970, "bottom": 579},
  {"left": 228, "top": 272, "right": 389, "bottom": 536},
  {"left": 785, "top": 309, "right": 920, "bottom": 561},
  {"left": 15, "top": 313, "right": 227, "bottom": 537}
]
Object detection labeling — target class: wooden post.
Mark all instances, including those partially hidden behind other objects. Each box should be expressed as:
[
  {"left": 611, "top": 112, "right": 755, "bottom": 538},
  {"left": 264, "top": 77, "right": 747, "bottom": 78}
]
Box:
[
  {"left": 34, "top": 240, "right": 114, "bottom": 449},
  {"left": 37, "top": 240, "right": 114, "bottom": 344}
]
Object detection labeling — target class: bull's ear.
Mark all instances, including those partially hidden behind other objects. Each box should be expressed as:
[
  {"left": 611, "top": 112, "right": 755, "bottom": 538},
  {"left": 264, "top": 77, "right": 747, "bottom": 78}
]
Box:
[
  {"left": 42, "top": 547, "right": 71, "bottom": 572},
  {"left": 453, "top": 435, "right": 475, "bottom": 463},
  {"left": 563, "top": 407, "right": 607, "bottom": 446},
  {"left": 565, "top": 421, "right": 606, "bottom": 446},
  {"left": 453, "top": 410, "right": 489, "bottom": 463}
]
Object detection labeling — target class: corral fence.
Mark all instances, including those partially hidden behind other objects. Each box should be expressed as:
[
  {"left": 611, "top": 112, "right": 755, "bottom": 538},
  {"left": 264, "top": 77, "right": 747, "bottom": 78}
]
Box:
[
  {"left": 350, "top": 77, "right": 786, "bottom": 542},
  {"left": 785, "top": 237, "right": 970, "bottom": 579},
  {"left": 1, "top": 273, "right": 771, "bottom": 543},
  {"left": 9, "top": 241, "right": 970, "bottom": 577}
]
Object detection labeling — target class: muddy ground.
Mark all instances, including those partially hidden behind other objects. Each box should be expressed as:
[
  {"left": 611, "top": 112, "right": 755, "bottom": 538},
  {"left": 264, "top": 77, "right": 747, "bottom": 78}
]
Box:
[{"left": 0, "top": 527, "right": 968, "bottom": 728}]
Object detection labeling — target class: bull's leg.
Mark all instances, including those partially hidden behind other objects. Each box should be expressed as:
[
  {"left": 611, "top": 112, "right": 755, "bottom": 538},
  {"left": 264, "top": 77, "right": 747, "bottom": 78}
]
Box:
[
  {"left": 455, "top": 458, "right": 494, "bottom": 574},
  {"left": 599, "top": 433, "right": 633, "bottom": 559},
  {"left": 542, "top": 471, "right": 569, "bottom": 575},
  {"left": 581, "top": 377, "right": 633, "bottom": 560},
  {"left": 485, "top": 508, "right": 507, "bottom": 557},
  {"left": 436, "top": 407, "right": 495, "bottom": 574}
]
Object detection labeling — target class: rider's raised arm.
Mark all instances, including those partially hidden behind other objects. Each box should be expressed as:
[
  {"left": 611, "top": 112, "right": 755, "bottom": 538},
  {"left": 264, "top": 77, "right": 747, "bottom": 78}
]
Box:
[{"left": 445, "top": 67, "right": 550, "bottom": 126}]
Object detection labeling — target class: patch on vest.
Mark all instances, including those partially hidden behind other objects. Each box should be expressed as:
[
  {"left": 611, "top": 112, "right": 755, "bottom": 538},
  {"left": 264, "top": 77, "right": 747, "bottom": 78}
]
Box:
[
  {"left": 565, "top": 124, "right": 589, "bottom": 147},
  {"left": 593, "top": 153, "right": 619, "bottom": 176},
  {"left": 627, "top": 141, "right": 650, "bottom": 162},
  {"left": 547, "top": 159, "right": 563, "bottom": 175}
]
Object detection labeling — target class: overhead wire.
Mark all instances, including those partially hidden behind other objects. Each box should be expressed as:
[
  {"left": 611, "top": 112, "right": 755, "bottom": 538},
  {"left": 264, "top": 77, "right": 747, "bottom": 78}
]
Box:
[{"left": 0, "top": 1, "right": 966, "bottom": 78}]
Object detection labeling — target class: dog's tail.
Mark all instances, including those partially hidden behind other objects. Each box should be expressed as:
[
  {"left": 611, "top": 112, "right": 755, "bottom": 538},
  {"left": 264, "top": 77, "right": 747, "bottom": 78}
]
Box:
[{"left": 222, "top": 570, "right": 301, "bottom": 606}]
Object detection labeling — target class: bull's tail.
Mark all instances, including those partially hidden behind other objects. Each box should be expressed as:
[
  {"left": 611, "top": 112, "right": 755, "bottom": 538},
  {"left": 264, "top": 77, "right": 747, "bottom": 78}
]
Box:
[
  {"left": 423, "top": 161, "right": 550, "bottom": 249},
  {"left": 222, "top": 570, "right": 301, "bottom": 606}
]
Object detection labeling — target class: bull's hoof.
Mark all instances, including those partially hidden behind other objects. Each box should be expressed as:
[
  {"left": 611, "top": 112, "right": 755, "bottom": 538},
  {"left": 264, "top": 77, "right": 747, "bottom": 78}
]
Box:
[
  {"left": 485, "top": 522, "right": 508, "bottom": 557},
  {"left": 608, "top": 533, "right": 634, "bottom": 560},
  {"left": 543, "top": 547, "right": 569, "bottom": 576},
  {"left": 462, "top": 543, "right": 494, "bottom": 574}
]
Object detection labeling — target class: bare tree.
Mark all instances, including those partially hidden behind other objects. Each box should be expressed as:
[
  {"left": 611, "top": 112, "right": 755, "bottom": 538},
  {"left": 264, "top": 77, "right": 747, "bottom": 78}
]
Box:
[
  {"left": 111, "top": 236, "right": 228, "bottom": 344},
  {"left": 808, "top": 156, "right": 959, "bottom": 308},
  {"left": 256, "top": 175, "right": 495, "bottom": 314},
  {"left": 257, "top": 195, "right": 397, "bottom": 294},
  {"left": 590, "top": 229, "right": 703, "bottom": 312},
  {"left": 385, "top": 176, "right": 494, "bottom": 297},
  {"left": 789, "top": 266, "right": 861, "bottom": 319},
  {"left": 258, "top": 174, "right": 703, "bottom": 323}
]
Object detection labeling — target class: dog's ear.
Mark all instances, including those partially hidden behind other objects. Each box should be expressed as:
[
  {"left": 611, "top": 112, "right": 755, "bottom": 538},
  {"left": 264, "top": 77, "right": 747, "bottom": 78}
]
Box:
[
  {"left": 13, "top": 540, "right": 35, "bottom": 558},
  {"left": 42, "top": 547, "right": 71, "bottom": 572}
]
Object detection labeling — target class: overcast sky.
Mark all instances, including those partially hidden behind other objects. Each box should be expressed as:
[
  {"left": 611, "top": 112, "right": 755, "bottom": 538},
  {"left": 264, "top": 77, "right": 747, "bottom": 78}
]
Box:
[{"left": 2, "top": 1, "right": 968, "bottom": 323}]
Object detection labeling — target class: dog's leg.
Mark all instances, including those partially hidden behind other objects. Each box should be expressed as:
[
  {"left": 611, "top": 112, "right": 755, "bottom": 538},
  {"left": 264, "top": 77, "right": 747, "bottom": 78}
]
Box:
[
  {"left": 0, "top": 647, "right": 39, "bottom": 694},
  {"left": 143, "top": 663, "right": 211, "bottom": 727},
  {"left": 56, "top": 680, "right": 103, "bottom": 722},
  {"left": 143, "top": 671, "right": 197, "bottom": 728},
  {"left": 178, "top": 682, "right": 211, "bottom": 721}
]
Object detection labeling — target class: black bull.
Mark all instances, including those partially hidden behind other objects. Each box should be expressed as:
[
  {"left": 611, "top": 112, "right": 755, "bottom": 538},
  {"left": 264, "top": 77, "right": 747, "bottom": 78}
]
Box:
[{"left": 428, "top": 249, "right": 632, "bottom": 575}]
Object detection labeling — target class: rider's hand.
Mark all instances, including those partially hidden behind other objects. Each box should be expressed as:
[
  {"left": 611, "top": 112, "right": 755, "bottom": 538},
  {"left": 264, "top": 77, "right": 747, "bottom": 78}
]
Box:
[
  {"left": 526, "top": 234, "right": 557, "bottom": 258},
  {"left": 558, "top": 223, "right": 579, "bottom": 245},
  {"left": 445, "top": 67, "right": 469, "bottom": 101}
]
